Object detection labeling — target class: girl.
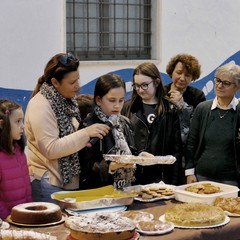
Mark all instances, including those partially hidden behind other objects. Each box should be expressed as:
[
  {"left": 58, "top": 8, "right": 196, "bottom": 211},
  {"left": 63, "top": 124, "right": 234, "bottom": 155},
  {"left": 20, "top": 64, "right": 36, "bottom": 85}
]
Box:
[
  {"left": 79, "top": 74, "right": 152, "bottom": 189},
  {"left": 0, "top": 99, "right": 32, "bottom": 220},
  {"left": 122, "top": 62, "right": 183, "bottom": 185}
]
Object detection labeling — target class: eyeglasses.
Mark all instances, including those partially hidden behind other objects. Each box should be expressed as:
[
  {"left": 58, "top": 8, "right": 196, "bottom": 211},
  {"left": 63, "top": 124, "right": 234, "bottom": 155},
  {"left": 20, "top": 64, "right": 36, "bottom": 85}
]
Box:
[
  {"left": 59, "top": 53, "right": 79, "bottom": 66},
  {"left": 132, "top": 81, "right": 153, "bottom": 91},
  {"left": 214, "top": 77, "right": 236, "bottom": 88}
]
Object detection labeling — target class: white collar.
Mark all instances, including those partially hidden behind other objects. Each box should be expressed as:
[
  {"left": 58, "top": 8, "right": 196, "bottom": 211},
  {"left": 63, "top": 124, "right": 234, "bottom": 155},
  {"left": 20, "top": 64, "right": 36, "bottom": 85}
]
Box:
[{"left": 211, "top": 96, "right": 239, "bottom": 111}]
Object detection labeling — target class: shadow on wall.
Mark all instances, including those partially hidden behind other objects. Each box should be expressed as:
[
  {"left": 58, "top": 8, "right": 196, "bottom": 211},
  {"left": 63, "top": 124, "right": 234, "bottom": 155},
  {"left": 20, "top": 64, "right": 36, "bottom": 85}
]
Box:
[{"left": 1, "top": 51, "right": 240, "bottom": 112}]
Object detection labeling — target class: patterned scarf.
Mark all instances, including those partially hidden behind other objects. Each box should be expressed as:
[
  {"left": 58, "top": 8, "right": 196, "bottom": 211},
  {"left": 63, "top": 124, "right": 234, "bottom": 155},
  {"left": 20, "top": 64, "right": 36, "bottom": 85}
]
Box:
[
  {"left": 95, "top": 106, "right": 135, "bottom": 188},
  {"left": 40, "top": 83, "right": 81, "bottom": 185}
]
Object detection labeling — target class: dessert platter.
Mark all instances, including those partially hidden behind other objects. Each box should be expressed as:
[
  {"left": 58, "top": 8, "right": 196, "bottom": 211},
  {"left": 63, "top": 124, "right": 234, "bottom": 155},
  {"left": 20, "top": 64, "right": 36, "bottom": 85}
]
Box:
[
  {"left": 65, "top": 212, "right": 138, "bottom": 240},
  {"left": 103, "top": 154, "right": 176, "bottom": 165},
  {"left": 159, "top": 202, "right": 230, "bottom": 229},
  {"left": 51, "top": 185, "right": 135, "bottom": 211},
  {"left": 136, "top": 220, "right": 174, "bottom": 235},
  {"left": 175, "top": 181, "right": 239, "bottom": 204},
  {"left": 214, "top": 196, "right": 240, "bottom": 217},
  {"left": 118, "top": 210, "right": 154, "bottom": 223},
  {"left": 124, "top": 181, "right": 175, "bottom": 202},
  {"left": 7, "top": 202, "right": 65, "bottom": 227}
]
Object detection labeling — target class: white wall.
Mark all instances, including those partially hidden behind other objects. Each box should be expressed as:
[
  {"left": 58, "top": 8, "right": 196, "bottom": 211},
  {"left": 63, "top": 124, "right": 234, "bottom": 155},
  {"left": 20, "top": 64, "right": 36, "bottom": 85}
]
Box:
[
  {"left": 0, "top": 0, "right": 240, "bottom": 91},
  {"left": 0, "top": 0, "right": 65, "bottom": 90}
]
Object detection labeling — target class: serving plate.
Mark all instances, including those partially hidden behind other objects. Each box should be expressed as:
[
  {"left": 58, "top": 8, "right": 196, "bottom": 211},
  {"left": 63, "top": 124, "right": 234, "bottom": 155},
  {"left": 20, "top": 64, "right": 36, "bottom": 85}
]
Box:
[
  {"left": 51, "top": 185, "right": 135, "bottom": 210},
  {"left": 103, "top": 154, "right": 176, "bottom": 165},
  {"left": 6, "top": 214, "right": 65, "bottom": 227},
  {"left": 136, "top": 221, "right": 174, "bottom": 235},
  {"left": 159, "top": 215, "right": 230, "bottom": 229},
  {"left": 124, "top": 181, "right": 175, "bottom": 202}
]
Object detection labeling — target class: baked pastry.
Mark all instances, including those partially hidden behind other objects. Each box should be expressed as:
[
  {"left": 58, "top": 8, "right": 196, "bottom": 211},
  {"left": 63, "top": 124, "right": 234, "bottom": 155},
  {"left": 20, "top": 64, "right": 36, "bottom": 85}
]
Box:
[
  {"left": 0, "top": 229, "right": 57, "bottom": 240},
  {"left": 65, "top": 213, "right": 136, "bottom": 240},
  {"left": 10, "top": 202, "right": 62, "bottom": 224},
  {"left": 214, "top": 197, "right": 240, "bottom": 215},
  {"left": 165, "top": 203, "right": 226, "bottom": 227},
  {"left": 119, "top": 211, "right": 154, "bottom": 223},
  {"left": 185, "top": 183, "right": 221, "bottom": 194},
  {"left": 137, "top": 220, "right": 173, "bottom": 232}
]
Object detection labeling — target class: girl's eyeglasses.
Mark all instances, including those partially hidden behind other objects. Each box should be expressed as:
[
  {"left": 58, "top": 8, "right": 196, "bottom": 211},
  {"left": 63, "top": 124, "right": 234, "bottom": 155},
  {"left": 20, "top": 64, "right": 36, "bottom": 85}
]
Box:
[
  {"left": 132, "top": 81, "right": 153, "bottom": 90},
  {"left": 59, "top": 53, "right": 79, "bottom": 66}
]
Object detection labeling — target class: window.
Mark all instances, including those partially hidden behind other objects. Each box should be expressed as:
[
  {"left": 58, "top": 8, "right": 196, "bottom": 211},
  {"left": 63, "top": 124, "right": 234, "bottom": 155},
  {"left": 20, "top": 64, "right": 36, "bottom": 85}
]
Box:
[{"left": 66, "top": 0, "right": 151, "bottom": 61}]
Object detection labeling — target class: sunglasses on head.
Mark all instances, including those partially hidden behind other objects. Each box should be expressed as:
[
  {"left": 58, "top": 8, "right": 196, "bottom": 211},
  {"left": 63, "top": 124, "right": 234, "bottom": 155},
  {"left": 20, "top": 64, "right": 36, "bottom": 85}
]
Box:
[{"left": 59, "top": 53, "right": 79, "bottom": 66}]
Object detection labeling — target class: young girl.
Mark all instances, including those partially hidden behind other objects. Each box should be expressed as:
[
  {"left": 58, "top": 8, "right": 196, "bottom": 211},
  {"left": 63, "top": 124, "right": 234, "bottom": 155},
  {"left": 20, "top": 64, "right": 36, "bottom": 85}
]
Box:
[
  {"left": 0, "top": 99, "right": 32, "bottom": 220},
  {"left": 122, "top": 62, "right": 183, "bottom": 185},
  {"left": 79, "top": 74, "right": 152, "bottom": 190}
]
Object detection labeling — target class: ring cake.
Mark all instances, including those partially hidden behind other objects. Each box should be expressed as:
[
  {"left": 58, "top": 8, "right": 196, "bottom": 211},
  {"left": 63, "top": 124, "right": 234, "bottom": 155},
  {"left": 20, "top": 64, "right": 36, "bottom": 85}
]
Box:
[
  {"left": 65, "top": 213, "right": 136, "bottom": 240},
  {"left": 165, "top": 203, "right": 226, "bottom": 227},
  {"left": 10, "top": 202, "right": 62, "bottom": 224}
]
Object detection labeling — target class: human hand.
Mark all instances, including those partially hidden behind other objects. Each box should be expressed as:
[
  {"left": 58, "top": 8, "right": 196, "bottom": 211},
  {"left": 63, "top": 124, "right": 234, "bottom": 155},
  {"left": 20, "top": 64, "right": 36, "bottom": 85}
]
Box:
[
  {"left": 186, "top": 175, "right": 197, "bottom": 184},
  {"left": 85, "top": 123, "right": 110, "bottom": 139},
  {"left": 109, "top": 162, "right": 135, "bottom": 172},
  {"left": 168, "top": 90, "right": 184, "bottom": 109},
  {"left": 139, "top": 151, "right": 154, "bottom": 158}
]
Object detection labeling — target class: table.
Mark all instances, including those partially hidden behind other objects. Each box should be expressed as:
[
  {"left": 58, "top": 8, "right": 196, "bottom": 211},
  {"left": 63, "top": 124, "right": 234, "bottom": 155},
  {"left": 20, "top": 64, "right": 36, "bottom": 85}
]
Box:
[{"left": 8, "top": 200, "right": 240, "bottom": 240}]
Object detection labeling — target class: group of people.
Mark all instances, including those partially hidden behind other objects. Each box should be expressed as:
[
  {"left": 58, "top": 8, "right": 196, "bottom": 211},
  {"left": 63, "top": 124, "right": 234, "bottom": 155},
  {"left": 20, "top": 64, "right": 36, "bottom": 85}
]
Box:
[{"left": 1, "top": 52, "right": 240, "bottom": 220}]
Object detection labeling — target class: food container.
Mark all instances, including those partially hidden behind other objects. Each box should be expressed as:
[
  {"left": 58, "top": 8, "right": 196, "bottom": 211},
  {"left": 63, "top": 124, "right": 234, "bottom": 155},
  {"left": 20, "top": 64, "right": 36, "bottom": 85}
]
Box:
[
  {"left": 51, "top": 185, "right": 136, "bottom": 210},
  {"left": 175, "top": 181, "right": 239, "bottom": 204}
]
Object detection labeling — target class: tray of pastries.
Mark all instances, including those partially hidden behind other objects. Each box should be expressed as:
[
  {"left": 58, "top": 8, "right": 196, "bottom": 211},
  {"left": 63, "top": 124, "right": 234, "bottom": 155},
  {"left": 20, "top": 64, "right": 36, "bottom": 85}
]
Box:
[
  {"left": 124, "top": 181, "right": 175, "bottom": 202},
  {"left": 175, "top": 181, "right": 239, "bottom": 204},
  {"left": 160, "top": 202, "right": 230, "bottom": 229},
  {"left": 136, "top": 220, "right": 174, "bottom": 235},
  {"left": 103, "top": 154, "right": 176, "bottom": 165},
  {"left": 214, "top": 197, "right": 240, "bottom": 217},
  {"left": 51, "top": 185, "right": 136, "bottom": 210}
]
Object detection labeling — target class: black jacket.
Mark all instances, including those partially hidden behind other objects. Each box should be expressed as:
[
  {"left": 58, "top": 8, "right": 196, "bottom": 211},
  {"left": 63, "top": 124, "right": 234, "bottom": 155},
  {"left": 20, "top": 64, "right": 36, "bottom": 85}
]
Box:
[
  {"left": 78, "top": 112, "right": 136, "bottom": 190},
  {"left": 122, "top": 98, "right": 183, "bottom": 185}
]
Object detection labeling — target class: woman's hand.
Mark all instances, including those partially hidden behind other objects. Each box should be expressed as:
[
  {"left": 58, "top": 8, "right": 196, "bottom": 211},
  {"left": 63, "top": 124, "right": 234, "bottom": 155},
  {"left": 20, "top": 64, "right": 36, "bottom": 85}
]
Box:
[
  {"left": 168, "top": 90, "right": 184, "bottom": 109},
  {"left": 85, "top": 123, "right": 110, "bottom": 139},
  {"left": 186, "top": 175, "right": 197, "bottom": 184}
]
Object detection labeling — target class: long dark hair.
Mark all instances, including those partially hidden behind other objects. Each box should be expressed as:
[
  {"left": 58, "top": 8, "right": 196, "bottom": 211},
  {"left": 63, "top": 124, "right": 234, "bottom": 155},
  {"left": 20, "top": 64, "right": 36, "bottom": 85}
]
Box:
[
  {"left": 94, "top": 73, "right": 126, "bottom": 103},
  {"left": 31, "top": 53, "right": 79, "bottom": 98},
  {"left": 0, "top": 99, "right": 25, "bottom": 154},
  {"left": 127, "top": 62, "right": 167, "bottom": 116}
]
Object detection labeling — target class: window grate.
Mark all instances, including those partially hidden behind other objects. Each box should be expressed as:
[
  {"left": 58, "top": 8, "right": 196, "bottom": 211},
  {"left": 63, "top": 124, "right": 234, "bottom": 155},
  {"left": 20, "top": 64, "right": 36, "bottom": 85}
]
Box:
[{"left": 66, "top": 0, "right": 151, "bottom": 61}]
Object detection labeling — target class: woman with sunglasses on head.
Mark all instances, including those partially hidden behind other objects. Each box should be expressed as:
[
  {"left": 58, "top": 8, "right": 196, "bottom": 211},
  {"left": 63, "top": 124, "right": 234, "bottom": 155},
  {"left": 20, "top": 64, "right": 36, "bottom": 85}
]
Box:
[
  {"left": 122, "top": 62, "right": 183, "bottom": 186},
  {"left": 185, "top": 62, "right": 240, "bottom": 187},
  {"left": 24, "top": 53, "right": 110, "bottom": 202}
]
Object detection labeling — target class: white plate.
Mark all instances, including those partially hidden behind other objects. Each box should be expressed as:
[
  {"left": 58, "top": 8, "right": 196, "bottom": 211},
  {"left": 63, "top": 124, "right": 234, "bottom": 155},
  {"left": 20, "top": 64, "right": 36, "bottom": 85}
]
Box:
[
  {"left": 65, "top": 205, "right": 127, "bottom": 215},
  {"left": 224, "top": 211, "right": 240, "bottom": 217},
  {"left": 124, "top": 182, "right": 175, "bottom": 202},
  {"left": 136, "top": 222, "right": 174, "bottom": 235},
  {"left": 159, "top": 215, "right": 230, "bottom": 229}
]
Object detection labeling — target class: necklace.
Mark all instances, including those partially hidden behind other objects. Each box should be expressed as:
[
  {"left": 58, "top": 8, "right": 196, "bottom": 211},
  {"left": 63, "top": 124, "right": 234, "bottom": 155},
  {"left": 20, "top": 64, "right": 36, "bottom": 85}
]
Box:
[{"left": 217, "top": 109, "right": 229, "bottom": 119}]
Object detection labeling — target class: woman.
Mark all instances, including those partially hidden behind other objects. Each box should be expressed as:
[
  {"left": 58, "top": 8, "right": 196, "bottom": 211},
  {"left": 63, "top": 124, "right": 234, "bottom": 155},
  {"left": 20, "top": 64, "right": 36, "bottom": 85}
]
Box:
[
  {"left": 122, "top": 62, "right": 182, "bottom": 185},
  {"left": 185, "top": 62, "right": 240, "bottom": 187},
  {"left": 24, "top": 53, "right": 110, "bottom": 202},
  {"left": 164, "top": 54, "right": 206, "bottom": 145},
  {"left": 79, "top": 74, "right": 152, "bottom": 190}
]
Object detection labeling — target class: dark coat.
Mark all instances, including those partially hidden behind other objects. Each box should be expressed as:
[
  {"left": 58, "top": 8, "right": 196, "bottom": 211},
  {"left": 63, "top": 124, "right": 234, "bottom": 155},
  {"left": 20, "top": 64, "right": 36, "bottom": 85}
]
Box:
[
  {"left": 78, "top": 112, "right": 136, "bottom": 190},
  {"left": 185, "top": 100, "right": 240, "bottom": 187},
  {"left": 122, "top": 98, "right": 183, "bottom": 185}
]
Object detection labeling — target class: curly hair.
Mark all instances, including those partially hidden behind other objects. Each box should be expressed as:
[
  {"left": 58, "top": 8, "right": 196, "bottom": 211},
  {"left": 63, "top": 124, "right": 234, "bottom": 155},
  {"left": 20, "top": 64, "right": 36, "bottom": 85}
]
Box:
[{"left": 166, "top": 54, "right": 201, "bottom": 81}]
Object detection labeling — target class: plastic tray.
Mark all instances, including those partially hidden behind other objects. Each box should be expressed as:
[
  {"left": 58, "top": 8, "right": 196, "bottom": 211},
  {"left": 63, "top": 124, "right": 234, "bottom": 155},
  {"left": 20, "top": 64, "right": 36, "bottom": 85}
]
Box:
[{"left": 175, "top": 181, "right": 239, "bottom": 204}]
